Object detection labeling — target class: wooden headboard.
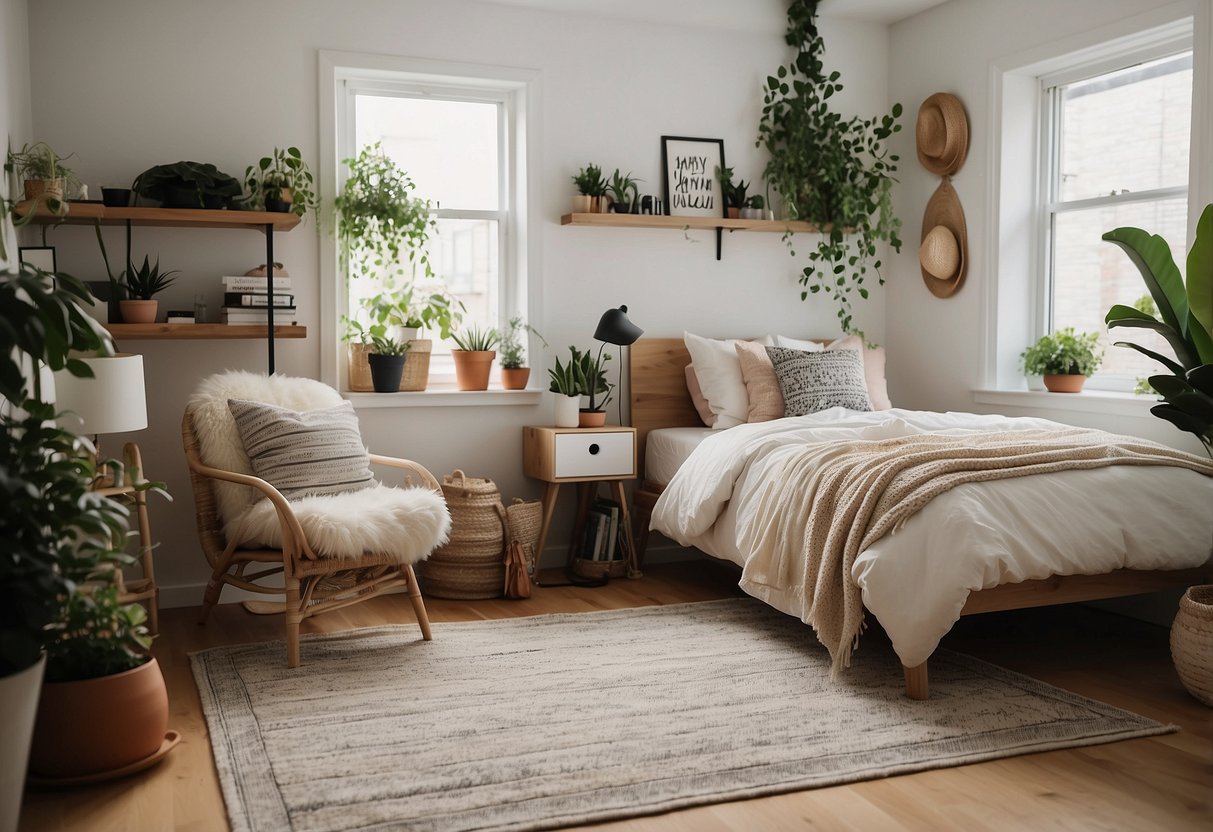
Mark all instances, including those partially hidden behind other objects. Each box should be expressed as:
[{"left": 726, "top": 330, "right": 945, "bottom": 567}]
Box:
[{"left": 629, "top": 338, "right": 699, "bottom": 480}]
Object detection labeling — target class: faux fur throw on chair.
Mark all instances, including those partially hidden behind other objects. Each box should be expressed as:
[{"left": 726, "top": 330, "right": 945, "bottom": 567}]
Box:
[{"left": 188, "top": 370, "right": 449, "bottom": 562}]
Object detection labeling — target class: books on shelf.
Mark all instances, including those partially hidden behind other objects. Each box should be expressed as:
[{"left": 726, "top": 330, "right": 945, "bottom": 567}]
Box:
[
  {"left": 221, "top": 275, "right": 293, "bottom": 292},
  {"left": 577, "top": 499, "right": 622, "bottom": 561},
  {"left": 223, "top": 292, "right": 295, "bottom": 307},
  {"left": 165, "top": 310, "right": 195, "bottom": 324},
  {"left": 220, "top": 307, "right": 299, "bottom": 325}
]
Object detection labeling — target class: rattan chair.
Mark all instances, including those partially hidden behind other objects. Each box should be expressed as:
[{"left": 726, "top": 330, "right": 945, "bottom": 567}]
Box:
[{"left": 182, "top": 380, "right": 446, "bottom": 668}]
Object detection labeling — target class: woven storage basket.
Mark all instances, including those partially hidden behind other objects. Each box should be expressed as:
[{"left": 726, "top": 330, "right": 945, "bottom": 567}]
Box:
[
  {"left": 1171, "top": 584, "right": 1213, "bottom": 706},
  {"left": 347, "top": 341, "right": 432, "bottom": 392},
  {"left": 571, "top": 557, "right": 627, "bottom": 580},
  {"left": 504, "top": 498, "right": 543, "bottom": 577},
  {"left": 417, "top": 470, "right": 505, "bottom": 599}
]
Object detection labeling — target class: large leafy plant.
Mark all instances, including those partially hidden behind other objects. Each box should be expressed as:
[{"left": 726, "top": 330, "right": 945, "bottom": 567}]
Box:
[
  {"left": 1104, "top": 204, "right": 1213, "bottom": 455},
  {"left": 132, "top": 161, "right": 243, "bottom": 208},
  {"left": 757, "top": 0, "right": 903, "bottom": 335}
]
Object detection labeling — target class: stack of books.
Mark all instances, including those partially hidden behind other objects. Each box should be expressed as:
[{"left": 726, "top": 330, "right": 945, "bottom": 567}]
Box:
[
  {"left": 578, "top": 498, "right": 622, "bottom": 562},
  {"left": 220, "top": 274, "right": 298, "bottom": 325}
]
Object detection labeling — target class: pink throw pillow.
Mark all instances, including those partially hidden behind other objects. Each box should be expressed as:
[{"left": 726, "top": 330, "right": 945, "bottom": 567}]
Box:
[
  {"left": 685, "top": 365, "right": 717, "bottom": 427},
  {"left": 826, "top": 336, "right": 892, "bottom": 410},
  {"left": 734, "top": 341, "right": 784, "bottom": 422}
]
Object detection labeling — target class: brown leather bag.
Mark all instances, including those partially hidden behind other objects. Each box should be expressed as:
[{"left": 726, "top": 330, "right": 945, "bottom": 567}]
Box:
[{"left": 503, "top": 542, "right": 532, "bottom": 599}]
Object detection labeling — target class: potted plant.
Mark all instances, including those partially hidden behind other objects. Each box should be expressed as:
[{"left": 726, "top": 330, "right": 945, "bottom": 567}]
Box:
[
  {"left": 548, "top": 350, "right": 581, "bottom": 428},
  {"left": 742, "top": 194, "right": 767, "bottom": 220},
  {"left": 606, "top": 169, "right": 640, "bottom": 215},
  {"left": 243, "top": 146, "right": 319, "bottom": 218},
  {"left": 451, "top": 324, "right": 500, "bottom": 391},
  {"left": 6, "top": 141, "right": 79, "bottom": 203},
  {"left": 498, "top": 315, "right": 548, "bottom": 390},
  {"left": 131, "top": 161, "right": 243, "bottom": 209},
  {"left": 571, "top": 163, "right": 607, "bottom": 213},
  {"left": 1020, "top": 327, "right": 1103, "bottom": 393},
  {"left": 1, "top": 266, "right": 168, "bottom": 806},
  {"left": 367, "top": 334, "right": 410, "bottom": 393},
  {"left": 717, "top": 166, "right": 749, "bottom": 219},
  {"left": 119, "top": 255, "right": 179, "bottom": 324},
  {"left": 758, "top": 0, "right": 903, "bottom": 336},
  {"left": 564, "top": 345, "right": 612, "bottom": 427},
  {"left": 342, "top": 284, "right": 464, "bottom": 392},
  {"left": 1104, "top": 203, "right": 1213, "bottom": 455}
]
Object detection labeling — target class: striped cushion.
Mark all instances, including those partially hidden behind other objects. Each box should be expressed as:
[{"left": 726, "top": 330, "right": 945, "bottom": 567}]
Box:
[{"left": 227, "top": 398, "right": 376, "bottom": 499}]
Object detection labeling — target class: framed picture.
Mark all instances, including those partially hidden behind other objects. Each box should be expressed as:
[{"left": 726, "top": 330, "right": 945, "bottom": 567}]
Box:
[
  {"left": 19, "top": 246, "right": 57, "bottom": 274},
  {"left": 661, "top": 136, "right": 725, "bottom": 218}
]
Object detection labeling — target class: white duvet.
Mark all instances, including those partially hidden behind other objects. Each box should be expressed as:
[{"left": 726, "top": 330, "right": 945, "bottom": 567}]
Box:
[{"left": 651, "top": 409, "right": 1213, "bottom": 668}]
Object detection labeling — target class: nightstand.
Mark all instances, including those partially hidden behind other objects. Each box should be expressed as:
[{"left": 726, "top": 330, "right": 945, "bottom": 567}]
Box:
[{"left": 523, "top": 425, "right": 641, "bottom": 582}]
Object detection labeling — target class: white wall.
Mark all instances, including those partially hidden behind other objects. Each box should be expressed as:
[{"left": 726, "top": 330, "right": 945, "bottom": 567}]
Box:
[
  {"left": 1, "top": 0, "right": 30, "bottom": 267},
  {"left": 885, "top": 0, "right": 1208, "bottom": 454},
  {"left": 25, "top": 0, "right": 890, "bottom": 605}
]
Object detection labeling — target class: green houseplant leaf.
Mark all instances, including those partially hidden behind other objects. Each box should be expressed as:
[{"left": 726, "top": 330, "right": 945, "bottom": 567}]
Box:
[
  {"left": 1187, "top": 204, "right": 1212, "bottom": 334},
  {"left": 1101, "top": 226, "right": 1188, "bottom": 338}
]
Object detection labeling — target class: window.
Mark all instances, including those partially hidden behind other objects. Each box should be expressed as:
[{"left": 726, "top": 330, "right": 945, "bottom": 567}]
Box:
[
  {"left": 321, "top": 54, "right": 537, "bottom": 391},
  {"left": 1040, "top": 47, "right": 1193, "bottom": 390}
]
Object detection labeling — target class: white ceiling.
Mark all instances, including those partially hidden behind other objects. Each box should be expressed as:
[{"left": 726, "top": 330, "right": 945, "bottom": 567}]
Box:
[{"left": 479, "top": 0, "right": 950, "bottom": 32}]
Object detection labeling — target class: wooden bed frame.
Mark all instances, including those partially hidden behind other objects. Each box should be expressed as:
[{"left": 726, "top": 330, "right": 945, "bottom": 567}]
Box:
[{"left": 628, "top": 337, "right": 1213, "bottom": 699}]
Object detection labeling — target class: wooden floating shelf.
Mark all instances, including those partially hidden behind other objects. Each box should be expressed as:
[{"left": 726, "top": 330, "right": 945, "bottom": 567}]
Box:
[
  {"left": 104, "top": 324, "right": 307, "bottom": 340},
  {"left": 14, "top": 201, "right": 301, "bottom": 231},
  {"left": 560, "top": 212, "right": 823, "bottom": 233}
]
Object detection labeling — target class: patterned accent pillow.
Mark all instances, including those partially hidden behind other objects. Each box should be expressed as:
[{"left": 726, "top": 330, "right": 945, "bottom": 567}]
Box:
[
  {"left": 766, "top": 347, "right": 873, "bottom": 415},
  {"left": 227, "top": 398, "right": 376, "bottom": 499}
]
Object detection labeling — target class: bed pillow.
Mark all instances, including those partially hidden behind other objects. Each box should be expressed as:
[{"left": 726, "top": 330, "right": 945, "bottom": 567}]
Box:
[
  {"left": 734, "top": 340, "right": 784, "bottom": 422},
  {"left": 228, "top": 398, "right": 377, "bottom": 499},
  {"left": 773, "top": 335, "right": 826, "bottom": 353},
  {"left": 684, "top": 365, "right": 717, "bottom": 427},
  {"left": 683, "top": 331, "right": 749, "bottom": 429},
  {"left": 825, "top": 336, "right": 892, "bottom": 411},
  {"left": 766, "top": 346, "right": 873, "bottom": 415}
]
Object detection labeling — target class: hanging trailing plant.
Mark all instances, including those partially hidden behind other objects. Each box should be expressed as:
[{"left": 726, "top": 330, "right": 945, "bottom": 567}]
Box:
[{"left": 758, "top": 0, "right": 903, "bottom": 335}]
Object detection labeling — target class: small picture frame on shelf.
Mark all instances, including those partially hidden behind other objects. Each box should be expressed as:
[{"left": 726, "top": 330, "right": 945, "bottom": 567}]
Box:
[
  {"left": 660, "top": 136, "right": 725, "bottom": 218},
  {"left": 18, "top": 246, "right": 56, "bottom": 274}
]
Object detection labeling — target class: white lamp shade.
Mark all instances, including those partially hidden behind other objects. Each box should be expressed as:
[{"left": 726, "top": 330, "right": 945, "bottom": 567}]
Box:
[{"left": 53, "top": 354, "right": 148, "bottom": 436}]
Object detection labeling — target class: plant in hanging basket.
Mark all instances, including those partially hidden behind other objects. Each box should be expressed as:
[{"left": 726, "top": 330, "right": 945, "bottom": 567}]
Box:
[{"left": 757, "top": 0, "right": 903, "bottom": 336}]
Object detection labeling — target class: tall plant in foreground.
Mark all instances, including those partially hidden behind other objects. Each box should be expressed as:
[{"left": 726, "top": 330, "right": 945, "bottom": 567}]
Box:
[
  {"left": 757, "top": 0, "right": 903, "bottom": 335},
  {"left": 1104, "top": 204, "right": 1213, "bottom": 455}
]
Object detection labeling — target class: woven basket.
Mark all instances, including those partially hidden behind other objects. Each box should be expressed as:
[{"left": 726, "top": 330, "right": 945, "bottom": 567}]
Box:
[
  {"left": 417, "top": 470, "right": 505, "bottom": 599},
  {"left": 504, "top": 498, "right": 543, "bottom": 577},
  {"left": 570, "top": 557, "right": 627, "bottom": 580},
  {"left": 1171, "top": 585, "right": 1213, "bottom": 706},
  {"left": 347, "top": 341, "right": 432, "bottom": 392}
]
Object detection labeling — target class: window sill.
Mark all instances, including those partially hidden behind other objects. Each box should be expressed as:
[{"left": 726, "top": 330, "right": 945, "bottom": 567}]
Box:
[
  {"left": 345, "top": 388, "right": 545, "bottom": 409},
  {"left": 972, "top": 388, "right": 1158, "bottom": 418}
]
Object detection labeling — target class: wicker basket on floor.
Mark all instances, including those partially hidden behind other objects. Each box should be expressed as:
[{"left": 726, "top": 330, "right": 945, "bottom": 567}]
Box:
[
  {"left": 504, "top": 498, "right": 543, "bottom": 578},
  {"left": 1171, "top": 585, "right": 1213, "bottom": 706},
  {"left": 417, "top": 470, "right": 505, "bottom": 599}
]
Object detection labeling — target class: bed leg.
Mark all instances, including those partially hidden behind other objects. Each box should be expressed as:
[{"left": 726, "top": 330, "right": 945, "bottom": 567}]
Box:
[{"left": 903, "top": 662, "right": 929, "bottom": 700}]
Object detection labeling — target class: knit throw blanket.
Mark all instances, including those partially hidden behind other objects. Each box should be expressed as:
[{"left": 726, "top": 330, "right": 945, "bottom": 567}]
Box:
[{"left": 737, "top": 428, "right": 1213, "bottom": 674}]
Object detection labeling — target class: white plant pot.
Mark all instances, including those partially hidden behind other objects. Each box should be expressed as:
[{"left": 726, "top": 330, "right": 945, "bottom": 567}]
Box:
[
  {"left": 0, "top": 654, "right": 46, "bottom": 832},
  {"left": 554, "top": 393, "right": 580, "bottom": 428}
]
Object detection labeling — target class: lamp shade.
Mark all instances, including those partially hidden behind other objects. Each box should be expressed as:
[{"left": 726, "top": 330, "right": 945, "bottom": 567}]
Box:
[
  {"left": 53, "top": 354, "right": 148, "bottom": 436},
  {"left": 593, "top": 305, "right": 643, "bottom": 346}
]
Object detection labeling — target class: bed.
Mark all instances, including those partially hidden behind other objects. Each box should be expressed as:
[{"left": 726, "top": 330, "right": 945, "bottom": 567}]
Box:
[{"left": 629, "top": 337, "right": 1213, "bottom": 699}]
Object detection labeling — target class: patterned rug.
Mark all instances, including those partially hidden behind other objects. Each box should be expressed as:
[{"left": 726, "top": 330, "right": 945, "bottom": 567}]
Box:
[{"left": 191, "top": 599, "right": 1171, "bottom": 832}]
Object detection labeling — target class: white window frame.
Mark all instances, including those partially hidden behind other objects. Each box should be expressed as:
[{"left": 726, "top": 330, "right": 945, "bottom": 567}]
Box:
[
  {"left": 979, "top": 4, "right": 1208, "bottom": 407},
  {"left": 1035, "top": 41, "right": 1192, "bottom": 392},
  {"left": 318, "top": 51, "right": 542, "bottom": 398}
]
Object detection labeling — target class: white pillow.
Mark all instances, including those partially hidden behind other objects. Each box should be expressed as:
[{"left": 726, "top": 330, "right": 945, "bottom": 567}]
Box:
[
  {"left": 774, "top": 334, "right": 826, "bottom": 353},
  {"left": 683, "top": 332, "right": 750, "bottom": 429}
]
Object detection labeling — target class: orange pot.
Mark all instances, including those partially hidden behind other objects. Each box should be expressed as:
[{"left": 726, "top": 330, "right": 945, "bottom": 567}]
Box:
[
  {"left": 578, "top": 409, "right": 607, "bottom": 427},
  {"left": 119, "top": 299, "right": 158, "bottom": 324},
  {"left": 30, "top": 658, "right": 168, "bottom": 779},
  {"left": 452, "top": 350, "right": 495, "bottom": 391},
  {"left": 500, "top": 367, "right": 531, "bottom": 390},
  {"left": 1043, "top": 374, "right": 1085, "bottom": 393}
]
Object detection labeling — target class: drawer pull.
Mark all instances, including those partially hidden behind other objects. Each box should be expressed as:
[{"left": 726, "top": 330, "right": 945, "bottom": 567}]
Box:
[{"left": 588, "top": 443, "right": 600, "bottom": 455}]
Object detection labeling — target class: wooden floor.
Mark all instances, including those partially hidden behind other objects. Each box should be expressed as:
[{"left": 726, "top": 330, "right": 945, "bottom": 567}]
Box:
[{"left": 19, "top": 560, "right": 1212, "bottom": 831}]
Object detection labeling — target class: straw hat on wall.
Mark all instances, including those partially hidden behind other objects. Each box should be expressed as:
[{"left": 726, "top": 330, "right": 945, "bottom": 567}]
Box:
[
  {"left": 916, "top": 93, "right": 969, "bottom": 176},
  {"left": 919, "top": 179, "right": 967, "bottom": 298}
]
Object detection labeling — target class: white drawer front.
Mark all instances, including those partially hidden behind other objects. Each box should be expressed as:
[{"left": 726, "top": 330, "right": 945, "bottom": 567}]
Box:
[{"left": 553, "top": 432, "right": 634, "bottom": 479}]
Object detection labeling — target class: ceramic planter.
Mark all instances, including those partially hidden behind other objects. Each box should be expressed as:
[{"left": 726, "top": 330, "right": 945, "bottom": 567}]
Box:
[
  {"left": 119, "top": 299, "right": 158, "bottom": 324},
  {"left": 452, "top": 350, "right": 495, "bottom": 391},
  {"left": 0, "top": 654, "right": 45, "bottom": 832},
  {"left": 572, "top": 194, "right": 591, "bottom": 213},
  {"left": 500, "top": 367, "right": 531, "bottom": 390},
  {"left": 30, "top": 657, "right": 169, "bottom": 780},
  {"left": 578, "top": 409, "right": 607, "bottom": 428},
  {"left": 554, "top": 394, "right": 580, "bottom": 427},
  {"left": 1043, "top": 374, "right": 1085, "bottom": 393},
  {"left": 368, "top": 353, "right": 407, "bottom": 392},
  {"left": 727, "top": 207, "right": 741, "bottom": 219}
]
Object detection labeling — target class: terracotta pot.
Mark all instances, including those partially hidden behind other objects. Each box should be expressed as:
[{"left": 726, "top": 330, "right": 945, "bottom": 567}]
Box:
[
  {"left": 452, "top": 350, "right": 495, "bottom": 391},
  {"left": 501, "top": 367, "right": 530, "bottom": 390},
  {"left": 1043, "top": 374, "right": 1085, "bottom": 393},
  {"left": 30, "top": 657, "right": 168, "bottom": 779},
  {"left": 119, "top": 299, "right": 159, "bottom": 324},
  {"left": 578, "top": 409, "right": 607, "bottom": 428},
  {"left": 727, "top": 207, "right": 740, "bottom": 219},
  {"left": 572, "top": 194, "right": 591, "bottom": 213}
]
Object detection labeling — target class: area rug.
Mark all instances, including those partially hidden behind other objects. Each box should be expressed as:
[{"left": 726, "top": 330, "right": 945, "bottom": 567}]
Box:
[{"left": 191, "top": 599, "right": 1172, "bottom": 832}]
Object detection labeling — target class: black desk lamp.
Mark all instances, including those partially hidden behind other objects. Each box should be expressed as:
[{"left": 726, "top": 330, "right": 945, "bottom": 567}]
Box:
[{"left": 593, "top": 304, "right": 643, "bottom": 424}]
